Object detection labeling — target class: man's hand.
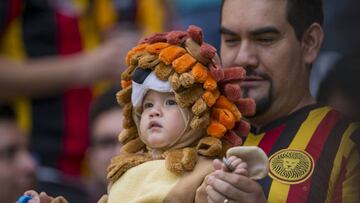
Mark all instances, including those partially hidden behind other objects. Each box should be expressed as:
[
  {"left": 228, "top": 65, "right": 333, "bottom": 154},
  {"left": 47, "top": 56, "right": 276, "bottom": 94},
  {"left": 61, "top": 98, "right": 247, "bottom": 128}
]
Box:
[{"left": 205, "top": 159, "right": 267, "bottom": 203}]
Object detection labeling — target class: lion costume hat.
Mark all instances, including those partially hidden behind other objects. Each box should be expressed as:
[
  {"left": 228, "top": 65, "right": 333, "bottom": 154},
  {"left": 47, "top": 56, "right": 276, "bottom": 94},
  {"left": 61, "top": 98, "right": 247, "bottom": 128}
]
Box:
[{"left": 107, "top": 25, "right": 256, "bottom": 184}]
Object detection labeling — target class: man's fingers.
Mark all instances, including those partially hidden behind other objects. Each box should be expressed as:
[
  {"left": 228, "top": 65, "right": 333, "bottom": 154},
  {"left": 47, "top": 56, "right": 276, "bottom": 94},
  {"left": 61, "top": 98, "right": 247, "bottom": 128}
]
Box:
[
  {"left": 234, "top": 167, "right": 248, "bottom": 176},
  {"left": 213, "top": 170, "right": 255, "bottom": 193},
  {"left": 207, "top": 196, "right": 216, "bottom": 203},
  {"left": 207, "top": 173, "right": 246, "bottom": 200},
  {"left": 213, "top": 159, "right": 225, "bottom": 170},
  {"left": 206, "top": 185, "right": 228, "bottom": 203}
]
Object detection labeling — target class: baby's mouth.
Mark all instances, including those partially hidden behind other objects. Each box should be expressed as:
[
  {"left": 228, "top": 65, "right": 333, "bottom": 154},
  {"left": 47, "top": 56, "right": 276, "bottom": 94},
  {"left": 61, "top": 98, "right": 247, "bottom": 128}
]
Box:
[{"left": 149, "top": 121, "right": 162, "bottom": 129}]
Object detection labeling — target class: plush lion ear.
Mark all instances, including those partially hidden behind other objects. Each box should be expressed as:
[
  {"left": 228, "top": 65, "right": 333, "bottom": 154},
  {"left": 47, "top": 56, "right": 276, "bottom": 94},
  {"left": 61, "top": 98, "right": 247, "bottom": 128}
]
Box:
[
  {"left": 196, "top": 137, "right": 222, "bottom": 157},
  {"left": 165, "top": 148, "right": 197, "bottom": 174}
]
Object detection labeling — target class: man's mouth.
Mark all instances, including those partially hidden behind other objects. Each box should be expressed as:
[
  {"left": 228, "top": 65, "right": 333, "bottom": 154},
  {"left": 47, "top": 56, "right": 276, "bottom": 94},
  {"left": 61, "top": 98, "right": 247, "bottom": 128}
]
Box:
[
  {"left": 243, "top": 76, "right": 265, "bottom": 82},
  {"left": 149, "top": 121, "right": 162, "bottom": 129}
]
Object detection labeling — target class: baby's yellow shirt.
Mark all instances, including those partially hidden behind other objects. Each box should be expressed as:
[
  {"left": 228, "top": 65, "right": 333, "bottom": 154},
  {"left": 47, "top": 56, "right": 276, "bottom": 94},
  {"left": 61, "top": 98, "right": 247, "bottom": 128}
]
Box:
[{"left": 108, "top": 160, "right": 180, "bottom": 203}]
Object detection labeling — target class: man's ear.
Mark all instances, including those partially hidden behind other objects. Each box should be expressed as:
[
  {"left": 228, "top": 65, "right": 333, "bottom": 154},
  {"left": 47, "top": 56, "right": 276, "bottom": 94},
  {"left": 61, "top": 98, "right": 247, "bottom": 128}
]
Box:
[{"left": 301, "top": 23, "right": 324, "bottom": 65}]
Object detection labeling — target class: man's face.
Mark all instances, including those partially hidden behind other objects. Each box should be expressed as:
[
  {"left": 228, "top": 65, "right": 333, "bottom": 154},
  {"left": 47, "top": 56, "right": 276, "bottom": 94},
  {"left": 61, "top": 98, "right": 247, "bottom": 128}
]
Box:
[
  {"left": 221, "top": 0, "right": 310, "bottom": 124},
  {"left": 0, "top": 120, "right": 37, "bottom": 202},
  {"left": 139, "top": 91, "right": 186, "bottom": 149},
  {"left": 89, "top": 108, "right": 123, "bottom": 184}
]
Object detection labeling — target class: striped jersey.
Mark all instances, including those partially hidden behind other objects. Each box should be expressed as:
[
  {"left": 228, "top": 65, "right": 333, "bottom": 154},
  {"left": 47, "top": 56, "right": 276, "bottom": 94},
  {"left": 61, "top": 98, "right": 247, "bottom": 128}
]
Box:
[
  {"left": 244, "top": 104, "right": 360, "bottom": 203},
  {"left": 0, "top": 0, "right": 166, "bottom": 176}
]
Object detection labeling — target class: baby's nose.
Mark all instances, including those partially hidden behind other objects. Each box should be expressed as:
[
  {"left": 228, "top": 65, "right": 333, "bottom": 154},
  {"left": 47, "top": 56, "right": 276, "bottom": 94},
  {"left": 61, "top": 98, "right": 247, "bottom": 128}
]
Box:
[{"left": 149, "top": 107, "right": 162, "bottom": 117}]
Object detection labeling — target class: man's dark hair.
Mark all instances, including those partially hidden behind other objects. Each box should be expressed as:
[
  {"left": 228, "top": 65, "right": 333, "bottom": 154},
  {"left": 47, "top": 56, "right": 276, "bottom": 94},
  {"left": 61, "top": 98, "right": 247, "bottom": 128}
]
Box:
[
  {"left": 89, "top": 86, "right": 122, "bottom": 130},
  {"left": 220, "top": 0, "right": 324, "bottom": 41},
  {"left": 0, "top": 103, "right": 16, "bottom": 121}
]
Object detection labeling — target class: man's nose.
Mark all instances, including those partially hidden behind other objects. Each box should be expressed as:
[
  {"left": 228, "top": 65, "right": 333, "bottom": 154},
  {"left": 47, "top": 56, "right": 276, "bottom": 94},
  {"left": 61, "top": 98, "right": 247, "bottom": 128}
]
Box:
[
  {"left": 234, "top": 41, "right": 259, "bottom": 69},
  {"left": 18, "top": 150, "right": 37, "bottom": 175}
]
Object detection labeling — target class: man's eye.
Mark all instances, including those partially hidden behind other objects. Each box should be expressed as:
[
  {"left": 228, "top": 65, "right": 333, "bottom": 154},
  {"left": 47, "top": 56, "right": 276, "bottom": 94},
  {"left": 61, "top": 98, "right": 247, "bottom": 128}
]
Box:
[
  {"left": 143, "top": 102, "right": 153, "bottom": 109},
  {"left": 0, "top": 145, "right": 18, "bottom": 161},
  {"left": 256, "top": 36, "right": 276, "bottom": 45},
  {"left": 224, "top": 38, "right": 240, "bottom": 46},
  {"left": 166, "top": 99, "right": 177, "bottom": 106}
]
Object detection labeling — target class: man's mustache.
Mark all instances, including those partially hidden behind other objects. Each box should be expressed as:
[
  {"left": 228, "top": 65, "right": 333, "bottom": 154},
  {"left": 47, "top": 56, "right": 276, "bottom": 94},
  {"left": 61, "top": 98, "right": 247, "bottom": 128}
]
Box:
[{"left": 244, "top": 68, "right": 271, "bottom": 81}]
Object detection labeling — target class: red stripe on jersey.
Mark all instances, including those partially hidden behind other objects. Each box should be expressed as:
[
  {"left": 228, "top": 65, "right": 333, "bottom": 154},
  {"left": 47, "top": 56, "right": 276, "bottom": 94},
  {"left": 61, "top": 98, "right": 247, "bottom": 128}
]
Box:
[
  {"left": 55, "top": 12, "right": 91, "bottom": 175},
  {"left": 258, "top": 124, "right": 285, "bottom": 155},
  {"left": 8, "top": 0, "right": 22, "bottom": 22},
  {"left": 2, "top": 0, "right": 22, "bottom": 36},
  {"left": 55, "top": 11, "right": 82, "bottom": 54},
  {"left": 286, "top": 110, "right": 342, "bottom": 203},
  {"left": 61, "top": 88, "right": 92, "bottom": 175}
]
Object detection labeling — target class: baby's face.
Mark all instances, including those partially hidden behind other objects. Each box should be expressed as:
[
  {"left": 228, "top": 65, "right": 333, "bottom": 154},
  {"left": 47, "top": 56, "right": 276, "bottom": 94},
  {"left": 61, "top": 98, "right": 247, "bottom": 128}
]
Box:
[{"left": 139, "top": 90, "right": 186, "bottom": 149}]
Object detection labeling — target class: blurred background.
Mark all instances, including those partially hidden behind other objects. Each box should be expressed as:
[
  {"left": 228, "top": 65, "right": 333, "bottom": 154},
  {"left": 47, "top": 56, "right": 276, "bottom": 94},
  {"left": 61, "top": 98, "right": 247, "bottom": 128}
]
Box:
[{"left": 0, "top": 0, "right": 359, "bottom": 202}]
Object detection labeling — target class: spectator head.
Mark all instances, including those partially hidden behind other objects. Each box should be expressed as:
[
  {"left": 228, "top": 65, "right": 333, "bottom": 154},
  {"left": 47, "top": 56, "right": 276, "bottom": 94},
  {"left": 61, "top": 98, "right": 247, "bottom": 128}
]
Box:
[
  {"left": 0, "top": 103, "right": 37, "bottom": 203},
  {"left": 87, "top": 87, "right": 123, "bottom": 186},
  {"left": 317, "top": 53, "right": 360, "bottom": 120}
]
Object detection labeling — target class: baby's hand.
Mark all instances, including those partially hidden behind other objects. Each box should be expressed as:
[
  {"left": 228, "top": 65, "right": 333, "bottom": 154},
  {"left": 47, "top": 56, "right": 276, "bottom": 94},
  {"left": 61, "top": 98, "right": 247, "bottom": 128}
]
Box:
[
  {"left": 19, "top": 190, "right": 54, "bottom": 203},
  {"left": 222, "top": 156, "right": 248, "bottom": 176},
  {"left": 18, "top": 190, "right": 40, "bottom": 203}
]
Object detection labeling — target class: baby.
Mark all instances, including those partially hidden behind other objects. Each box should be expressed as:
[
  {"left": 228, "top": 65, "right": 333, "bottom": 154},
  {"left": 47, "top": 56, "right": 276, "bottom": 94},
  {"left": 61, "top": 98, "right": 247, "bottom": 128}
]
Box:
[
  {"left": 20, "top": 25, "right": 268, "bottom": 203},
  {"left": 104, "top": 25, "right": 268, "bottom": 203}
]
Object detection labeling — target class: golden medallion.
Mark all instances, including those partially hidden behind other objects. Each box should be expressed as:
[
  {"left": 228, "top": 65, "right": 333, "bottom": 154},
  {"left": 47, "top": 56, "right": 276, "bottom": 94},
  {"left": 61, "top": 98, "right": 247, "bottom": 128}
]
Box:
[{"left": 269, "top": 149, "right": 314, "bottom": 184}]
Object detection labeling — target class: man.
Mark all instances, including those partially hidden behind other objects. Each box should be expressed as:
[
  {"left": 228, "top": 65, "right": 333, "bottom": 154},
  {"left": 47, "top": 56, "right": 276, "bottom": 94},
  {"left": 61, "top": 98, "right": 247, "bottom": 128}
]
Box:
[
  {"left": 86, "top": 87, "right": 123, "bottom": 203},
  {"left": 206, "top": 0, "right": 360, "bottom": 202},
  {"left": 0, "top": 104, "right": 37, "bottom": 203}
]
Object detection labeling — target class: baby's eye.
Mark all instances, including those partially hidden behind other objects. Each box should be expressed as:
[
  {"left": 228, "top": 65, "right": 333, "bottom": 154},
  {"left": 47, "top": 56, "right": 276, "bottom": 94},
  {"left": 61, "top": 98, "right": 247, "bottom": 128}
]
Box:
[
  {"left": 165, "top": 99, "right": 177, "bottom": 106},
  {"left": 143, "top": 102, "right": 153, "bottom": 109}
]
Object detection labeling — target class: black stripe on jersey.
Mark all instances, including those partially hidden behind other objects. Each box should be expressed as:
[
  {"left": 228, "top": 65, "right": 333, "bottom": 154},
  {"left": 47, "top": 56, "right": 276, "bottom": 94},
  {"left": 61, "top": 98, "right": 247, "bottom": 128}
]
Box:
[
  {"left": 22, "top": 0, "right": 64, "bottom": 168},
  {"left": 350, "top": 127, "right": 360, "bottom": 157},
  {"left": 260, "top": 107, "right": 310, "bottom": 198},
  {"left": 22, "top": 0, "right": 57, "bottom": 57},
  {"left": 307, "top": 117, "right": 350, "bottom": 203},
  {"left": 30, "top": 96, "right": 65, "bottom": 168},
  {"left": 0, "top": 1, "right": 9, "bottom": 35}
]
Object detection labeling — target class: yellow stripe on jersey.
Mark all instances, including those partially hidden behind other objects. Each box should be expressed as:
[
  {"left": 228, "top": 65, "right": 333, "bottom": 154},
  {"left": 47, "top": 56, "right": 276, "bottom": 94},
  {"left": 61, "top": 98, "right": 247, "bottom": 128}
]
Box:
[
  {"left": 290, "top": 106, "right": 331, "bottom": 149},
  {"left": 243, "top": 132, "right": 265, "bottom": 146},
  {"left": 0, "top": 18, "right": 32, "bottom": 134},
  {"left": 14, "top": 99, "right": 32, "bottom": 134},
  {"left": 138, "top": 0, "right": 165, "bottom": 34},
  {"left": 268, "top": 106, "right": 330, "bottom": 203},
  {"left": 342, "top": 149, "right": 360, "bottom": 202},
  {"left": 324, "top": 123, "right": 359, "bottom": 203},
  {"left": 0, "top": 18, "right": 26, "bottom": 59},
  {"left": 93, "top": 0, "right": 118, "bottom": 32}
]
